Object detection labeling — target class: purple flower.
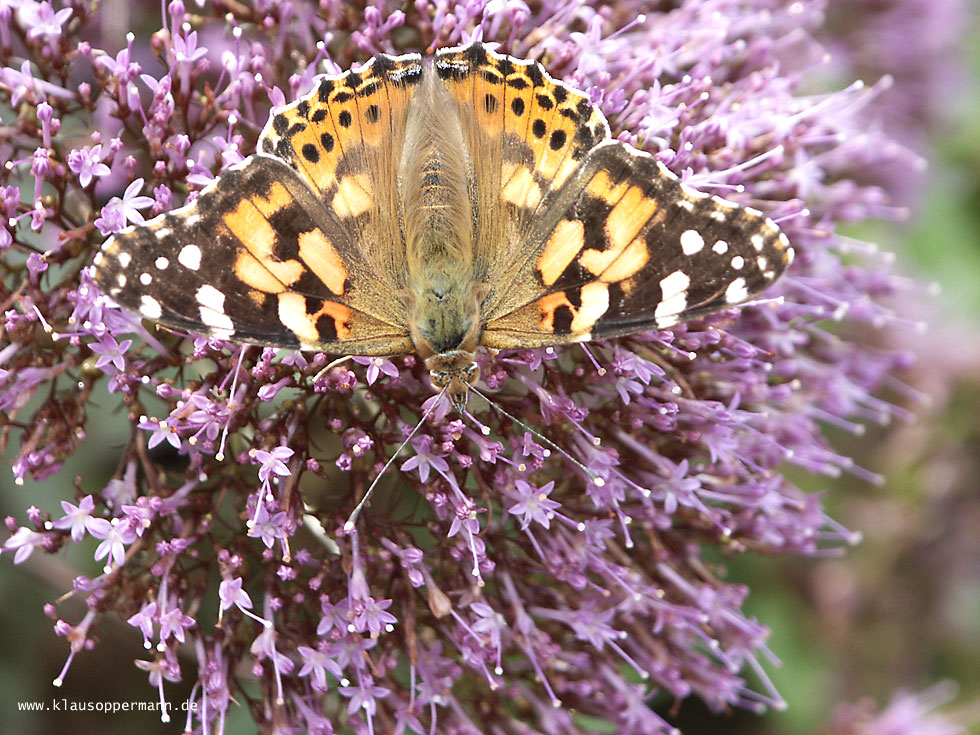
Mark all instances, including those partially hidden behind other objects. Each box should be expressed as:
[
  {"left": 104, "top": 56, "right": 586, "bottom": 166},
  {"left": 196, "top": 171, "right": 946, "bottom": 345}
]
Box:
[
  {"left": 158, "top": 600, "right": 194, "bottom": 644},
  {"left": 3, "top": 526, "right": 45, "bottom": 564},
  {"left": 21, "top": 1, "right": 72, "bottom": 39},
  {"left": 248, "top": 503, "right": 288, "bottom": 548},
  {"left": 218, "top": 577, "right": 252, "bottom": 612},
  {"left": 87, "top": 517, "right": 138, "bottom": 571},
  {"left": 115, "top": 178, "right": 155, "bottom": 225},
  {"left": 350, "top": 597, "right": 396, "bottom": 636},
  {"left": 400, "top": 434, "right": 449, "bottom": 483},
  {"left": 25, "top": 251, "right": 47, "bottom": 282},
  {"left": 251, "top": 446, "right": 294, "bottom": 484},
  {"left": 127, "top": 601, "right": 158, "bottom": 648},
  {"left": 138, "top": 416, "right": 181, "bottom": 451},
  {"left": 352, "top": 356, "right": 400, "bottom": 385},
  {"left": 67, "top": 144, "right": 110, "bottom": 187},
  {"left": 507, "top": 479, "right": 560, "bottom": 530},
  {"left": 50, "top": 495, "right": 96, "bottom": 543},
  {"left": 89, "top": 334, "right": 131, "bottom": 372},
  {"left": 296, "top": 642, "right": 345, "bottom": 691}
]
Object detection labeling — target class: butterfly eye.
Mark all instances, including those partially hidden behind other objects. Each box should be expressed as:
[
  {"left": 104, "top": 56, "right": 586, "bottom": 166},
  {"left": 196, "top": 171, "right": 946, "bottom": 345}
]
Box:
[
  {"left": 463, "top": 362, "right": 480, "bottom": 385},
  {"left": 428, "top": 369, "right": 448, "bottom": 389}
]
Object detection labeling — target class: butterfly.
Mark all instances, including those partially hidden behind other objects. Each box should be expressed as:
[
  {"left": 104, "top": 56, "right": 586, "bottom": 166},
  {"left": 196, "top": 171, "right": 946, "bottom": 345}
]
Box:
[{"left": 92, "top": 42, "right": 793, "bottom": 412}]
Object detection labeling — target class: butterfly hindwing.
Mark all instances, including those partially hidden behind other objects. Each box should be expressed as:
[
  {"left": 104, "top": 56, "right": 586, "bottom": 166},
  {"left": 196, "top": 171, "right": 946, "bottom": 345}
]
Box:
[{"left": 93, "top": 156, "right": 413, "bottom": 355}]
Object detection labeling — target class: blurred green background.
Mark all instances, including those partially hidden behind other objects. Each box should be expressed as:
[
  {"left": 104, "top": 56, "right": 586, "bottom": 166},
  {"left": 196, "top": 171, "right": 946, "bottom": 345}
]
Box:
[{"left": 3, "top": 13, "right": 980, "bottom": 735}]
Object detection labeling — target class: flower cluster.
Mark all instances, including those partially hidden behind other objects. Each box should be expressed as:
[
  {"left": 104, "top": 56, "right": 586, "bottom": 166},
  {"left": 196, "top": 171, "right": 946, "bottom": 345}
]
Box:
[{"left": 0, "top": 1, "right": 956, "bottom": 733}]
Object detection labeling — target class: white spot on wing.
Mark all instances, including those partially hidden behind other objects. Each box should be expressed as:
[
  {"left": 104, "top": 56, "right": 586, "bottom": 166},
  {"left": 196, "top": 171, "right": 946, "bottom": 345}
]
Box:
[
  {"left": 196, "top": 285, "right": 234, "bottom": 332},
  {"left": 140, "top": 272, "right": 152, "bottom": 285},
  {"left": 680, "top": 229, "right": 704, "bottom": 255},
  {"left": 751, "top": 234, "right": 764, "bottom": 251},
  {"left": 155, "top": 256, "right": 169, "bottom": 270},
  {"left": 712, "top": 240, "right": 728, "bottom": 254},
  {"left": 178, "top": 244, "right": 202, "bottom": 271},
  {"left": 731, "top": 255, "right": 744, "bottom": 270},
  {"left": 140, "top": 295, "right": 162, "bottom": 319},
  {"left": 655, "top": 270, "right": 690, "bottom": 322},
  {"left": 726, "top": 277, "right": 748, "bottom": 303},
  {"left": 116, "top": 274, "right": 127, "bottom": 287},
  {"left": 118, "top": 252, "right": 132, "bottom": 268}
]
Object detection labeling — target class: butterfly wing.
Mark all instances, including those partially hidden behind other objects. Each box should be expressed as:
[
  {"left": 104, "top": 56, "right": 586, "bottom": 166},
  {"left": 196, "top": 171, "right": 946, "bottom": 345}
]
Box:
[
  {"left": 482, "top": 141, "right": 793, "bottom": 348},
  {"left": 433, "top": 43, "right": 792, "bottom": 350},
  {"left": 94, "top": 52, "right": 427, "bottom": 355}
]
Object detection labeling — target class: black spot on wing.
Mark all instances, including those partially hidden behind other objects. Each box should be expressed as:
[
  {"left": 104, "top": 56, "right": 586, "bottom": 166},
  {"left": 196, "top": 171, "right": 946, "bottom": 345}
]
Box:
[
  {"left": 301, "top": 144, "right": 319, "bottom": 163},
  {"left": 526, "top": 62, "right": 544, "bottom": 87},
  {"left": 553, "top": 305, "right": 573, "bottom": 335}
]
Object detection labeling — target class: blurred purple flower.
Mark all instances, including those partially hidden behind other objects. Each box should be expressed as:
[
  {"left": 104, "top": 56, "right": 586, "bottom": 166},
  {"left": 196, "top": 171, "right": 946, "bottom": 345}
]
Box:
[
  {"left": 89, "top": 334, "right": 131, "bottom": 372},
  {"left": 508, "top": 478, "right": 559, "bottom": 529},
  {"left": 21, "top": 1, "right": 72, "bottom": 39}
]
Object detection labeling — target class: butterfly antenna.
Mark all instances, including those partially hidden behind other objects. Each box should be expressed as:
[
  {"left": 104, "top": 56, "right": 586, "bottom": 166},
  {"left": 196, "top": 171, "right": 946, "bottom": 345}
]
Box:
[
  {"left": 468, "top": 386, "right": 604, "bottom": 488},
  {"left": 343, "top": 387, "right": 448, "bottom": 532}
]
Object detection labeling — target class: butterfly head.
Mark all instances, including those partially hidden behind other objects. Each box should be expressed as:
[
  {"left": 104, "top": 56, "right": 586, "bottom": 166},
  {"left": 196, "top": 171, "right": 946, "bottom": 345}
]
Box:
[{"left": 425, "top": 350, "right": 480, "bottom": 413}]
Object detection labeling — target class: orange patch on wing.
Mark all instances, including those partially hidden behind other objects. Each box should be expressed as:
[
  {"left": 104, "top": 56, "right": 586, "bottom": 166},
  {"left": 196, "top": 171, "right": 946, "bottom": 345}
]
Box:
[
  {"left": 222, "top": 202, "right": 305, "bottom": 286},
  {"left": 298, "top": 229, "right": 347, "bottom": 295},
  {"left": 600, "top": 237, "right": 649, "bottom": 283},
  {"left": 252, "top": 181, "right": 293, "bottom": 217},
  {"left": 579, "top": 185, "right": 656, "bottom": 277},
  {"left": 537, "top": 220, "right": 584, "bottom": 286},
  {"left": 277, "top": 293, "right": 352, "bottom": 346},
  {"left": 314, "top": 301, "right": 353, "bottom": 339},
  {"left": 606, "top": 186, "right": 657, "bottom": 250},
  {"left": 234, "top": 250, "right": 285, "bottom": 293},
  {"left": 570, "top": 282, "right": 609, "bottom": 332}
]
